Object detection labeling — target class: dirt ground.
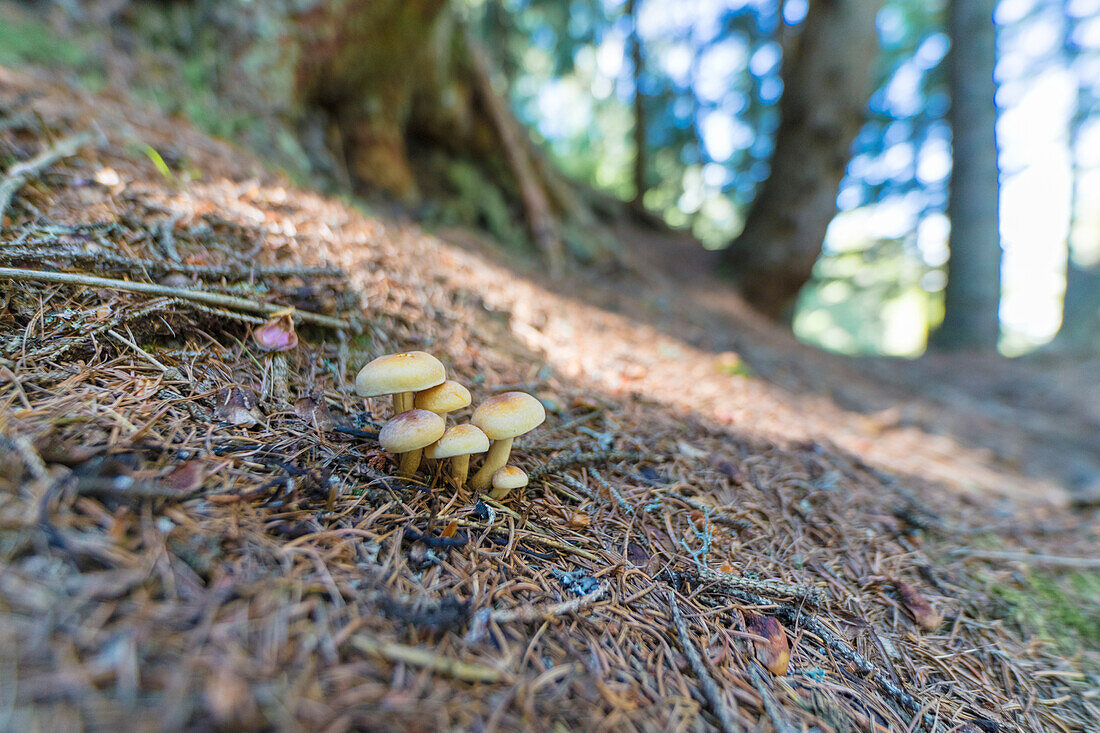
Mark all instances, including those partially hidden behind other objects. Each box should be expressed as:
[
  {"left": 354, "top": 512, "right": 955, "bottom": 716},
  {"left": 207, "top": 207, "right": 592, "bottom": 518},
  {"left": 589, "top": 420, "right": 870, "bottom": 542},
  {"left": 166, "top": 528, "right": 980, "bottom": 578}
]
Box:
[{"left": 2, "top": 66, "right": 1099, "bottom": 732}]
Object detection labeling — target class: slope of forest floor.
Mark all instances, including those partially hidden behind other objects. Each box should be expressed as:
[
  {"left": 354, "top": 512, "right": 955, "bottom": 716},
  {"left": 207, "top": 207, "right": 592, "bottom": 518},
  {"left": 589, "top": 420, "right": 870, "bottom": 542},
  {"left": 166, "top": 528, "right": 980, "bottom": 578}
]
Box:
[{"left": 2, "top": 66, "right": 1099, "bottom": 732}]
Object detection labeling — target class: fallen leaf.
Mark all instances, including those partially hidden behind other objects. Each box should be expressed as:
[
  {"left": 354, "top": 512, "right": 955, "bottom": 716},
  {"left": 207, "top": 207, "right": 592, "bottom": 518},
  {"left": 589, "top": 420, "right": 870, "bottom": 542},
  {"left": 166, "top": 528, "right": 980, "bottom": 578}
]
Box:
[
  {"left": 567, "top": 511, "right": 591, "bottom": 528},
  {"left": 214, "top": 387, "right": 262, "bottom": 428},
  {"left": 293, "top": 392, "right": 336, "bottom": 430},
  {"left": 162, "top": 461, "right": 205, "bottom": 494},
  {"left": 441, "top": 521, "right": 458, "bottom": 538},
  {"left": 895, "top": 580, "right": 943, "bottom": 631},
  {"left": 627, "top": 542, "right": 650, "bottom": 567},
  {"left": 745, "top": 611, "right": 790, "bottom": 675}
]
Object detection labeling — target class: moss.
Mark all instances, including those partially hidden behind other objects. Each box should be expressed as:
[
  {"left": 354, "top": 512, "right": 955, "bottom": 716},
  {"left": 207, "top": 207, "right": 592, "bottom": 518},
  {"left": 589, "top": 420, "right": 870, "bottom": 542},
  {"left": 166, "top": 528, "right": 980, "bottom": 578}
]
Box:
[
  {"left": 988, "top": 569, "right": 1100, "bottom": 652},
  {"left": 435, "top": 159, "right": 527, "bottom": 250}
]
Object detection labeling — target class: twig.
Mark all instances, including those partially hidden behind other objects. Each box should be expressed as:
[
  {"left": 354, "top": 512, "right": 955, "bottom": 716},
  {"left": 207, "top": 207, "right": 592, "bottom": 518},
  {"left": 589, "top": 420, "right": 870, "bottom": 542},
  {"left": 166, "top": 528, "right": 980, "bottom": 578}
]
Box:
[
  {"left": 106, "top": 328, "right": 170, "bottom": 373},
  {"left": 0, "top": 132, "right": 93, "bottom": 228},
  {"left": 680, "top": 567, "right": 828, "bottom": 606},
  {"left": 0, "top": 245, "right": 344, "bottom": 280},
  {"left": 348, "top": 635, "right": 503, "bottom": 683},
  {"left": 466, "top": 584, "right": 607, "bottom": 642},
  {"left": 663, "top": 491, "right": 751, "bottom": 530},
  {"left": 684, "top": 576, "right": 936, "bottom": 731},
  {"left": 949, "top": 550, "right": 1100, "bottom": 569},
  {"left": 747, "top": 664, "right": 797, "bottom": 733},
  {"left": 529, "top": 450, "right": 647, "bottom": 480},
  {"left": 666, "top": 589, "right": 742, "bottom": 733},
  {"left": 0, "top": 267, "right": 350, "bottom": 330}
]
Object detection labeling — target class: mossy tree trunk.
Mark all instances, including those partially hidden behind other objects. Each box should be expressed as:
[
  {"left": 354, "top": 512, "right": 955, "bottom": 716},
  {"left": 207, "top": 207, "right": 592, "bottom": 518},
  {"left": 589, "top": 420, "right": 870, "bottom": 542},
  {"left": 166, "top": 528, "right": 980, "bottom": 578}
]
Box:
[{"left": 289, "top": 0, "right": 567, "bottom": 272}]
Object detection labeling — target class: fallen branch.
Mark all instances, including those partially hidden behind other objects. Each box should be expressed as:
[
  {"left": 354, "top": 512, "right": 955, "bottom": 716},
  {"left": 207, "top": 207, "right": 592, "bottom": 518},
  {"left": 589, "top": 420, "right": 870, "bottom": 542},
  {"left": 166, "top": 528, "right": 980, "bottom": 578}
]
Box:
[
  {"left": 0, "top": 245, "right": 344, "bottom": 280},
  {"left": 949, "top": 549, "right": 1100, "bottom": 569},
  {"left": 466, "top": 584, "right": 607, "bottom": 642},
  {"left": 677, "top": 574, "right": 936, "bottom": 731},
  {"left": 349, "top": 635, "right": 502, "bottom": 683},
  {"left": 679, "top": 567, "right": 828, "bottom": 606},
  {"left": 529, "top": 450, "right": 647, "bottom": 480},
  {"left": 0, "top": 267, "right": 351, "bottom": 330},
  {"left": 0, "top": 132, "right": 93, "bottom": 228},
  {"left": 666, "top": 589, "right": 743, "bottom": 733},
  {"left": 465, "top": 27, "right": 564, "bottom": 277}
]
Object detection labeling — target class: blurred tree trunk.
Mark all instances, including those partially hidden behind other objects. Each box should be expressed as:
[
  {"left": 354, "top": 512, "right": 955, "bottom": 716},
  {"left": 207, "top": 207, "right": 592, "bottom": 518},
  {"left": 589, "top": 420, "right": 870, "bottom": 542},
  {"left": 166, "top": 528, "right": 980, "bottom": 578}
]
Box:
[
  {"left": 627, "top": 0, "right": 647, "bottom": 210},
  {"left": 723, "top": 0, "right": 883, "bottom": 320},
  {"left": 1053, "top": 0, "right": 1100, "bottom": 352},
  {"left": 1058, "top": 261, "right": 1100, "bottom": 350},
  {"left": 931, "top": 0, "right": 1002, "bottom": 351},
  {"left": 290, "top": 0, "right": 567, "bottom": 272}
]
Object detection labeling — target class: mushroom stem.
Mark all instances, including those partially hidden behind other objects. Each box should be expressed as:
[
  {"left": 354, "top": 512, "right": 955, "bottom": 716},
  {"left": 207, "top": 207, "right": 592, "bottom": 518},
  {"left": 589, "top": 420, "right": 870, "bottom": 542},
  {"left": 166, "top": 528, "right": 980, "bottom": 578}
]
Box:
[
  {"left": 398, "top": 449, "right": 422, "bottom": 477},
  {"left": 394, "top": 392, "right": 414, "bottom": 414},
  {"left": 470, "top": 437, "right": 513, "bottom": 491},
  {"left": 450, "top": 454, "right": 471, "bottom": 488}
]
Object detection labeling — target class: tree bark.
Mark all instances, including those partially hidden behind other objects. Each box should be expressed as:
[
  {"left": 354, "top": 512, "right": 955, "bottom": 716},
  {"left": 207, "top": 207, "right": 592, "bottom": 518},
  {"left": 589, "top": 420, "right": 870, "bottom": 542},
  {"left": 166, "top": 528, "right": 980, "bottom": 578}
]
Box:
[
  {"left": 723, "top": 0, "right": 883, "bottom": 320},
  {"left": 627, "top": 0, "right": 647, "bottom": 210},
  {"left": 1053, "top": 0, "right": 1100, "bottom": 352},
  {"left": 931, "top": 0, "right": 1002, "bottom": 351}
]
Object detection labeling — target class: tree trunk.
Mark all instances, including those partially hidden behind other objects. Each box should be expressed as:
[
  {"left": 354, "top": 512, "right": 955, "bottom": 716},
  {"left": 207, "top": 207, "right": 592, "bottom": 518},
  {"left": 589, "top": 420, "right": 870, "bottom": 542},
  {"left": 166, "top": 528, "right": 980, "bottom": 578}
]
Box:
[
  {"left": 1053, "top": 0, "right": 1100, "bottom": 352},
  {"left": 931, "top": 0, "right": 1002, "bottom": 351},
  {"left": 1058, "top": 260, "right": 1100, "bottom": 350},
  {"left": 627, "top": 0, "right": 647, "bottom": 210},
  {"left": 723, "top": 0, "right": 883, "bottom": 320},
  {"left": 293, "top": 0, "right": 452, "bottom": 202}
]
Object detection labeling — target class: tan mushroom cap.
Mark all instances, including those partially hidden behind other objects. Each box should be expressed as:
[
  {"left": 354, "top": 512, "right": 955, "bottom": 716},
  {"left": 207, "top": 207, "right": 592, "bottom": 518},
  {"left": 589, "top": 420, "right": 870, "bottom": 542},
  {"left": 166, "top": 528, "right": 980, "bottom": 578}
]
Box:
[
  {"left": 355, "top": 351, "right": 445, "bottom": 397},
  {"left": 492, "top": 466, "right": 528, "bottom": 491},
  {"left": 414, "top": 380, "right": 471, "bottom": 414},
  {"left": 379, "top": 409, "right": 445, "bottom": 453},
  {"left": 472, "top": 392, "right": 546, "bottom": 440},
  {"left": 425, "top": 424, "right": 489, "bottom": 459}
]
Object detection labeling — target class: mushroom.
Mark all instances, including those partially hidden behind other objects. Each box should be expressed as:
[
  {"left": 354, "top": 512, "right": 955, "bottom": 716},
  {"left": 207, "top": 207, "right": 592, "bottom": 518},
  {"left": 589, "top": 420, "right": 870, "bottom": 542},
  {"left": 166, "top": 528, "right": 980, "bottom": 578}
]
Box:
[
  {"left": 489, "top": 466, "right": 528, "bottom": 500},
  {"left": 414, "top": 380, "right": 471, "bottom": 419},
  {"left": 378, "top": 409, "right": 445, "bottom": 477},
  {"left": 355, "top": 351, "right": 445, "bottom": 415},
  {"left": 424, "top": 424, "right": 490, "bottom": 488},
  {"left": 469, "top": 392, "right": 545, "bottom": 491}
]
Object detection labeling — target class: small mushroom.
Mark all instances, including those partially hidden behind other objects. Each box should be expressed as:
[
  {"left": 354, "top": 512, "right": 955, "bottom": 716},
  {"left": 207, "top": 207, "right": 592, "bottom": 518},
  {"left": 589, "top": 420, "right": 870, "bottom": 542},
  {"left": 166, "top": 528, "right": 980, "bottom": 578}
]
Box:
[
  {"left": 424, "top": 424, "right": 490, "bottom": 488},
  {"left": 414, "top": 380, "right": 471, "bottom": 419},
  {"left": 489, "top": 466, "right": 528, "bottom": 499},
  {"left": 253, "top": 308, "right": 298, "bottom": 351},
  {"left": 355, "top": 351, "right": 445, "bottom": 415},
  {"left": 378, "top": 409, "right": 445, "bottom": 477},
  {"left": 469, "top": 392, "right": 545, "bottom": 491}
]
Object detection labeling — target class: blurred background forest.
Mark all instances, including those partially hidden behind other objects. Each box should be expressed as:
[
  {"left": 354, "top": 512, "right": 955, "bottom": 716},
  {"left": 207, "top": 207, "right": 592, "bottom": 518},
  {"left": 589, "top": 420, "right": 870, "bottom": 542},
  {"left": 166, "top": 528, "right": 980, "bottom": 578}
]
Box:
[{"left": 1, "top": 0, "right": 1098, "bottom": 358}]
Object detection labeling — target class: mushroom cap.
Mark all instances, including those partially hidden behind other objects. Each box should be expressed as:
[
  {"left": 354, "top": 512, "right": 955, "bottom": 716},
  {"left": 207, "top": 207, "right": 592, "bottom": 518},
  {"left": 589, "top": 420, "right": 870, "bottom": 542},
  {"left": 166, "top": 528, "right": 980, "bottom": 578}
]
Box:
[
  {"left": 414, "top": 380, "right": 471, "bottom": 414},
  {"left": 492, "top": 466, "right": 528, "bottom": 491},
  {"left": 355, "top": 351, "right": 445, "bottom": 397},
  {"left": 379, "top": 409, "right": 446, "bottom": 453},
  {"left": 472, "top": 392, "right": 546, "bottom": 440},
  {"left": 424, "top": 424, "right": 490, "bottom": 459}
]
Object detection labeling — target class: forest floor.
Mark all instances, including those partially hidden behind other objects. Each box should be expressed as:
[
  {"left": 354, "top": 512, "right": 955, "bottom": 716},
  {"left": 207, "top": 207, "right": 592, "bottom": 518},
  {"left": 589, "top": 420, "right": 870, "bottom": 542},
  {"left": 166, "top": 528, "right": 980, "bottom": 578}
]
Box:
[{"left": 2, "top": 66, "right": 1100, "bottom": 732}]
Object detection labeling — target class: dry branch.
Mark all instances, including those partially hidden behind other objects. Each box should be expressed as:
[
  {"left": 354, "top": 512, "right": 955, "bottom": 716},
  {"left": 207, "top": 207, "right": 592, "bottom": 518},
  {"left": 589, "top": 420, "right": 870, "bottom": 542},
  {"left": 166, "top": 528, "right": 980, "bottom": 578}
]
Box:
[
  {"left": 348, "top": 635, "right": 503, "bottom": 683},
  {"left": 0, "top": 132, "right": 92, "bottom": 228},
  {"left": 666, "top": 589, "right": 743, "bottom": 733},
  {"left": 0, "top": 267, "right": 350, "bottom": 329}
]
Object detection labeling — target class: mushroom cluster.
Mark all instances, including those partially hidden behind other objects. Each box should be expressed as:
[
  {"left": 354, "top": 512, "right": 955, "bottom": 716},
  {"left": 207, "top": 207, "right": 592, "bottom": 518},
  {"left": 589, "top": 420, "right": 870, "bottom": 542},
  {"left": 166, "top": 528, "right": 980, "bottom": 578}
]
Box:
[{"left": 355, "top": 352, "right": 545, "bottom": 497}]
